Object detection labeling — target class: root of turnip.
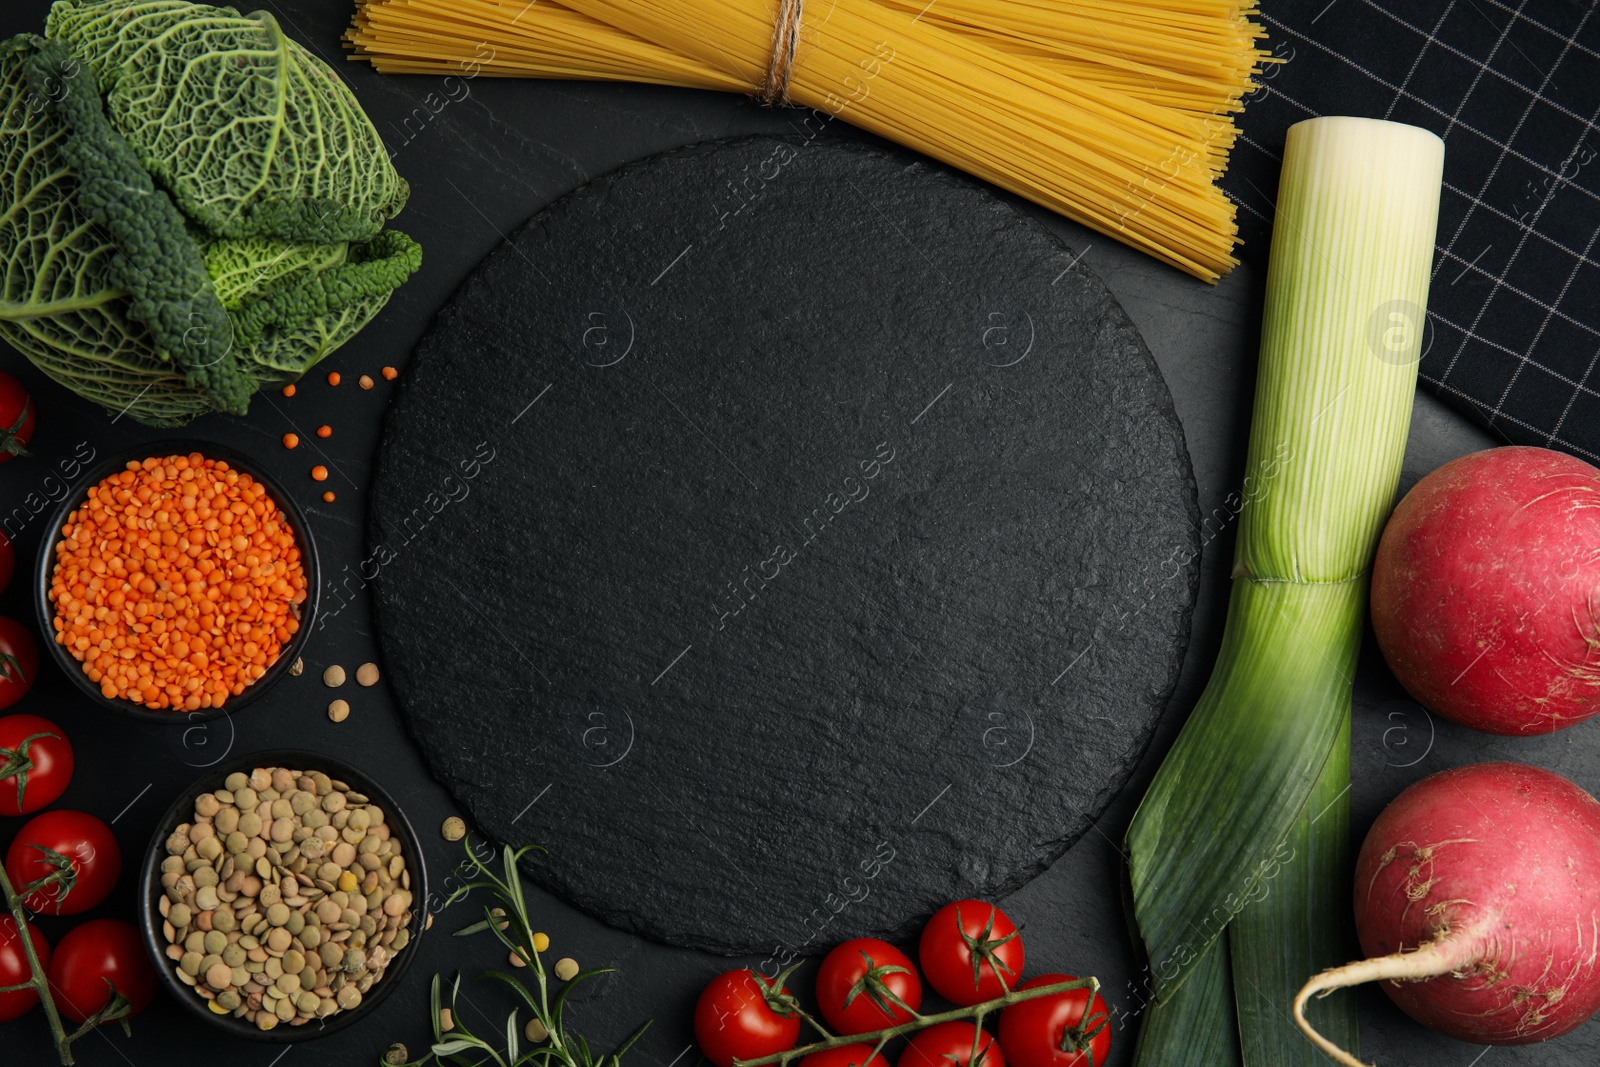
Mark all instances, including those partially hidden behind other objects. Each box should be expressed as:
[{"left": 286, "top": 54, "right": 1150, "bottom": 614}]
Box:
[{"left": 1293, "top": 935, "right": 1480, "bottom": 1067}]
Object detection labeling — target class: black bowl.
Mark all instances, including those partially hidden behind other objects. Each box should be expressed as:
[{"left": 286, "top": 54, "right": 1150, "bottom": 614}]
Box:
[
  {"left": 32, "top": 439, "right": 320, "bottom": 723},
  {"left": 139, "top": 749, "right": 430, "bottom": 1042}
]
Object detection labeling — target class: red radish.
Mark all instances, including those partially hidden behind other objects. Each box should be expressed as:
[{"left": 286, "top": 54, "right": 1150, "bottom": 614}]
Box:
[
  {"left": 1371, "top": 446, "right": 1600, "bottom": 735},
  {"left": 1295, "top": 762, "right": 1600, "bottom": 1065}
]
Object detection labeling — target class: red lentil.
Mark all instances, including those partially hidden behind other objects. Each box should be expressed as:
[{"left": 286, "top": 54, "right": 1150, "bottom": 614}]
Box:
[
  {"left": 381, "top": 367, "right": 398, "bottom": 381},
  {"left": 316, "top": 425, "right": 332, "bottom": 439},
  {"left": 282, "top": 433, "right": 299, "bottom": 450},
  {"left": 327, "top": 372, "right": 341, "bottom": 386},
  {"left": 48, "top": 454, "right": 307, "bottom": 711},
  {"left": 311, "top": 466, "right": 328, "bottom": 482},
  {"left": 322, "top": 491, "right": 336, "bottom": 503},
  {"left": 282, "top": 384, "right": 296, "bottom": 398},
  {"left": 358, "top": 375, "right": 374, "bottom": 390}
]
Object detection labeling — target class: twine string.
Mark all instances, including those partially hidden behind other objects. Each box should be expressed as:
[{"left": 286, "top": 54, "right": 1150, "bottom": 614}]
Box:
[{"left": 759, "top": 0, "right": 804, "bottom": 106}]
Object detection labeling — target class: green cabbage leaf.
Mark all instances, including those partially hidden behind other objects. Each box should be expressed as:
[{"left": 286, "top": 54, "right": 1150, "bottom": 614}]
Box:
[{"left": 0, "top": 1, "right": 420, "bottom": 425}]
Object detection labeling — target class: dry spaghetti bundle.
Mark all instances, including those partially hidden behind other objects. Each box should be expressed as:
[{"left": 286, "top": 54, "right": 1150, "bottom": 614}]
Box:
[{"left": 347, "top": 0, "right": 1271, "bottom": 280}]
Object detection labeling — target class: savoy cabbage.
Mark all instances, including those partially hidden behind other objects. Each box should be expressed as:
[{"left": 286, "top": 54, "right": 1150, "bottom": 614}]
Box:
[{"left": 0, "top": 1, "right": 421, "bottom": 425}]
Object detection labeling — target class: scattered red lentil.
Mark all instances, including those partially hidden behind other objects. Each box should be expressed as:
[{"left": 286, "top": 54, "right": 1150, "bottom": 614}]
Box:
[
  {"left": 48, "top": 454, "right": 307, "bottom": 711},
  {"left": 322, "top": 491, "right": 336, "bottom": 504},
  {"left": 381, "top": 367, "right": 398, "bottom": 381},
  {"left": 282, "top": 384, "right": 296, "bottom": 398},
  {"left": 327, "top": 372, "right": 341, "bottom": 386},
  {"left": 316, "top": 425, "right": 332, "bottom": 439},
  {"left": 311, "top": 466, "right": 328, "bottom": 482},
  {"left": 358, "top": 375, "right": 375, "bottom": 390},
  {"left": 282, "top": 433, "right": 299, "bottom": 450}
]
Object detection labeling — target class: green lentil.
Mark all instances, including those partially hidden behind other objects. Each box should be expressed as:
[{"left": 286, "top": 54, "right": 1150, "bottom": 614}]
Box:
[{"left": 157, "top": 765, "right": 415, "bottom": 1030}]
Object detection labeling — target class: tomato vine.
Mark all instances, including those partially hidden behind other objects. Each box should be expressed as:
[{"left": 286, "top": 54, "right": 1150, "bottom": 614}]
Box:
[{"left": 732, "top": 975, "right": 1107, "bottom": 1067}]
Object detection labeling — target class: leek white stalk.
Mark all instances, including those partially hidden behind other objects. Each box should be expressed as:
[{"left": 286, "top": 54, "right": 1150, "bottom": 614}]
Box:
[{"left": 1125, "top": 116, "right": 1443, "bottom": 1059}]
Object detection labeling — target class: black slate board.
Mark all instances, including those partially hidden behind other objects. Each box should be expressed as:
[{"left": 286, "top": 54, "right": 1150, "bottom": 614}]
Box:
[{"left": 369, "top": 136, "right": 1199, "bottom": 955}]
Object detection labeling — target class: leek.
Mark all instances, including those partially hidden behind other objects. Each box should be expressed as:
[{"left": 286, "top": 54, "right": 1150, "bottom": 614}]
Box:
[
  {"left": 1124, "top": 115, "right": 1444, "bottom": 1056},
  {"left": 1131, "top": 936, "right": 1242, "bottom": 1067},
  {"left": 1232, "top": 716, "right": 1360, "bottom": 1064}
]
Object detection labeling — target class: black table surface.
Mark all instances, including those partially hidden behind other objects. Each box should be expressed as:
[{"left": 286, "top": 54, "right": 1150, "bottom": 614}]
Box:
[{"left": 6, "top": 1, "right": 1597, "bottom": 1065}]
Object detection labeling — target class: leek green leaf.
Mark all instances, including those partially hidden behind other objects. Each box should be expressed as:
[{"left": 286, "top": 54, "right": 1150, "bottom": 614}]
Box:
[
  {"left": 1131, "top": 933, "right": 1242, "bottom": 1067},
  {"left": 1232, "top": 716, "right": 1360, "bottom": 1065}
]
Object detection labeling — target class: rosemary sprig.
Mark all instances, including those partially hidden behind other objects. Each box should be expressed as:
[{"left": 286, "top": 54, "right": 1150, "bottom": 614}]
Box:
[{"left": 389, "top": 842, "right": 651, "bottom": 1067}]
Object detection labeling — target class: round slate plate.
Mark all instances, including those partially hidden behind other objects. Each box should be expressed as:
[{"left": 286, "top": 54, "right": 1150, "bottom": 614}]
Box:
[{"left": 370, "top": 136, "right": 1200, "bottom": 955}]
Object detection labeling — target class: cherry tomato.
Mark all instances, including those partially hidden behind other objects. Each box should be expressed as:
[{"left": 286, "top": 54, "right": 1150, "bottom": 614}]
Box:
[
  {"left": 900, "top": 1022, "right": 1004, "bottom": 1067},
  {"left": 919, "top": 901, "right": 1024, "bottom": 1006},
  {"left": 998, "top": 975, "right": 1111, "bottom": 1067},
  {"left": 695, "top": 969, "right": 801, "bottom": 1067},
  {"left": 45, "top": 918, "right": 155, "bottom": 1024},
  {"left": 0, "top": 916, "right": 49, "bottom": 1022},
  {"left": 816, "top": 937, "right": 922, "bottom": 1035},
  {"left": 0, "top": 371, "right": 32, "bottom": 464},
  {"left": 0, "top": 714, "right": 74, "bottom": 816},
  {"left": 0, "top": 529, "right": 12, "bottom": 594},
  {"left": 0, "top": 618, "right": 39, "bottom": 711},
  {"left": 801, "top": 1045, "right": 890, "bottom": 1067},
  {"left": 4, "top": 810, "right": 120, "bottom": 916}
]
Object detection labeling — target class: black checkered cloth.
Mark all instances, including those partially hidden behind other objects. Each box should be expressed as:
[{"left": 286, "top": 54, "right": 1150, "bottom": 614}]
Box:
[{"left": 1226, "top": 0, "right": 1600, "bottom": 461}]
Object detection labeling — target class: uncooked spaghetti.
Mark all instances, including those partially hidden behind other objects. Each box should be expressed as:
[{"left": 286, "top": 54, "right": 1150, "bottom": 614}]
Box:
[{"left": 347, "top": 0, "right": 1271, "bottom": 280}]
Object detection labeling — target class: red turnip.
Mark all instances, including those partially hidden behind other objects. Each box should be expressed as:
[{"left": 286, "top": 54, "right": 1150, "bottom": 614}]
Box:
[
  {"left": 1371, "top": 445, "right": 1600, "bottom": 735},
  {"left": 1295, "top": 762, "right": 1600, "bottom": 1065}
]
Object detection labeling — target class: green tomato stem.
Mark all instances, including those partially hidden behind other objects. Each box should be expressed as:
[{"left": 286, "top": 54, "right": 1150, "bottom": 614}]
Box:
[
  {"left": 1056, "top": 977, "right": 1106, "bottom": 1055},
  {"left": 0, "top": 731, "right": 57, "bottom": 808},
  {"left": 733, "top": 977, "right": 1100, "bottom": 1067},
  {"left": 0, "top": 857, "right": 74, "bottom": 1065},
  {"left": 795, "top": 1009, "right": 832, "bottom": 1042}
]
